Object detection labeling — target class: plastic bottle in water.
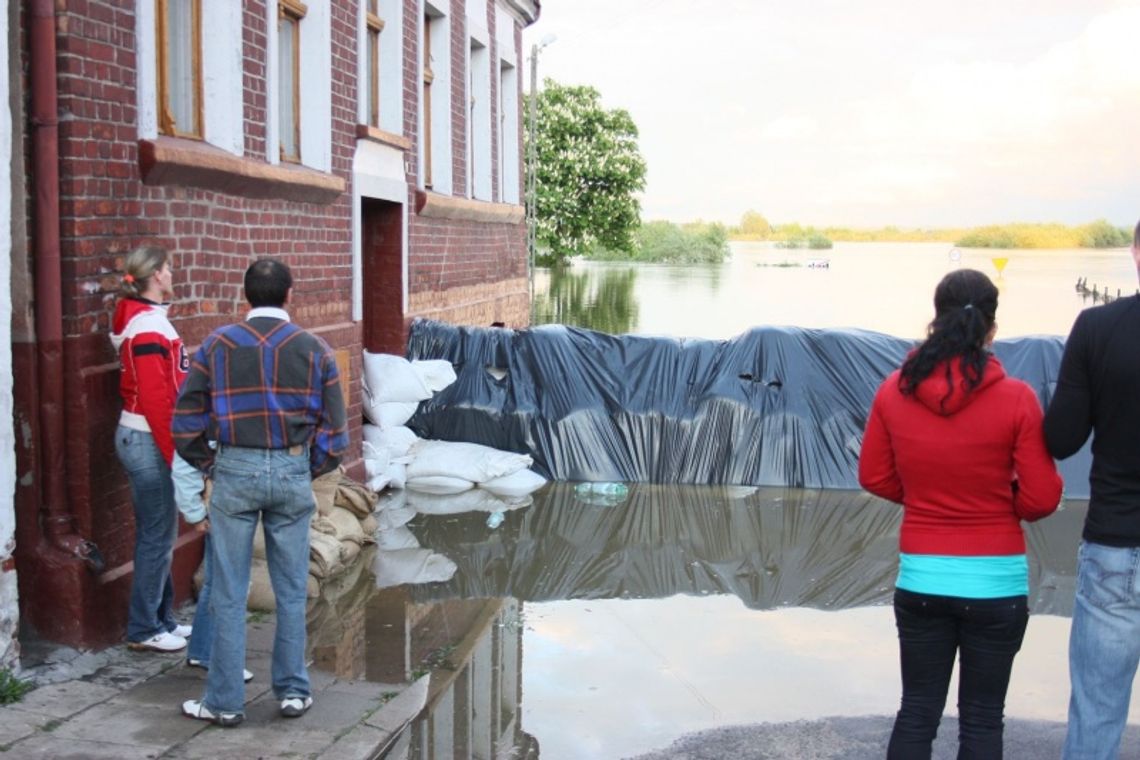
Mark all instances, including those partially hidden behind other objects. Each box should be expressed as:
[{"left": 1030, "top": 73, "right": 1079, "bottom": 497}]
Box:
[
  {"left": 574, "top": 482, "right": 629, "bottom": 499},
  {"left": 486, "top": 510, "right": 505, "bottom": 529}
]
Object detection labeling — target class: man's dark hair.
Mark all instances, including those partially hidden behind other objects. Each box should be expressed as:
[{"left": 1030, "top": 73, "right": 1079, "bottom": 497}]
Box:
[
  {"left": 244, "top": 258, "right": 293, "bottom": 308},
  {"left": 1134, "top": 219, "right": 1140, "bottom": 249}
]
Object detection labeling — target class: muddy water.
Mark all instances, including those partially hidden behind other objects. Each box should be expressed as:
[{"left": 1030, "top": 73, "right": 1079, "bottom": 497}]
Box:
[{"left": 313, "top": 243, "right": 1140, "bottom": 758}]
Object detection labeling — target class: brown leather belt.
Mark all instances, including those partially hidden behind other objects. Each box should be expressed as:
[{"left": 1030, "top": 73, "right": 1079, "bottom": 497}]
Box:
[{"left": 287, "top": 444, "right": 304, "bottom": 456}]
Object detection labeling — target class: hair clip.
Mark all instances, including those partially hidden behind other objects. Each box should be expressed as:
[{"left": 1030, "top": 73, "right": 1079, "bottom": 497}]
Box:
[{"left": 123, "top": 273, "right": 135, "bottom": 284}]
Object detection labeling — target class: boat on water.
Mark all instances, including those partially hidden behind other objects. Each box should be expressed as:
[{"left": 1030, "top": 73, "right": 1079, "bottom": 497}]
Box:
[{"left": 806, "top": 258, "right": 830, "bottom": 269}]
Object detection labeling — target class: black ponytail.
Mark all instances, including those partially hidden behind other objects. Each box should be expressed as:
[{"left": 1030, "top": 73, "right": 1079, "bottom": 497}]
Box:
[{"left": 899, "top": 269, "right": 998, "bottom": 407}]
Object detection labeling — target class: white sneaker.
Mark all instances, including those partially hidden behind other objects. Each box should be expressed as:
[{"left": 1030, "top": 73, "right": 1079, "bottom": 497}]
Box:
[
  {"left": 280, "top": 696, "right": 313, "bottom": 717},
  {"left": 128, "top": 631, "right": 187, "bottom": 652},
  {"left": 182, "top": 699, "right": 243, "bottom": 727},
  {"left": 170, "top": 624, "right": 193, "bottom": 638}
]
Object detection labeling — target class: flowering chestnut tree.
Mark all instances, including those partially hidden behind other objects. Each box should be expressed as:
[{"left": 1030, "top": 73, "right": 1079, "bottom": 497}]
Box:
[{"left": 529, "top": 79, "right": 647, "bottom": 265}]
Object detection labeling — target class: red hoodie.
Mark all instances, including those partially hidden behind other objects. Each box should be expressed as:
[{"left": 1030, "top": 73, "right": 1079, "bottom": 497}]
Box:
[
  {"left": 111, "top": 297, "right": 188, "bottom": 465},
  {"left": 858, "top": 355, "right": 1062, "bottom": 556}
]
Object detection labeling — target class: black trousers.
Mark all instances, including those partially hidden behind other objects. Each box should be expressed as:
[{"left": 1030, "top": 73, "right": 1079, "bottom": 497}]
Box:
[{"left": 887, "top": 588, "right": 1029, "bottom": 760}]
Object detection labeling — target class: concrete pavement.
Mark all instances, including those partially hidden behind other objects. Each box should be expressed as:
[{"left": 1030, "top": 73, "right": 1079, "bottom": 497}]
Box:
[{"left": 0, "top": 617, "right": 423, "bottom": 759}]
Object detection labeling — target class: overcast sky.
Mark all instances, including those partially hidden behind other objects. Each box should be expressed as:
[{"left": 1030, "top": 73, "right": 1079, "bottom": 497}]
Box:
[{"left": 523, "top": 0, "right": 1140, "bottom": 229}]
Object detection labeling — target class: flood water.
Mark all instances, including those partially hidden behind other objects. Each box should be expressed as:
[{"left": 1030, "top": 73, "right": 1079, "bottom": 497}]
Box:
[{"left": 313, "top": 242, "right": 1140, "bottom": 759}]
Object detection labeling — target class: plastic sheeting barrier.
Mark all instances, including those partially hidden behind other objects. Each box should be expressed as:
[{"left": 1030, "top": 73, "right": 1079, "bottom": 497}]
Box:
[{"left": 406, "top": 319, "right": 1092, "bottom": 496}]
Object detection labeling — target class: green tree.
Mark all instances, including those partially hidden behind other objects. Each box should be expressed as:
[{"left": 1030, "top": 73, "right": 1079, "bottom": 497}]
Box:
[
  {"left": 738, "top": 210, "right": 771, "bottom": 239},
  {"left": 528, "top": 79, "right": 648, "bottom": 265}
]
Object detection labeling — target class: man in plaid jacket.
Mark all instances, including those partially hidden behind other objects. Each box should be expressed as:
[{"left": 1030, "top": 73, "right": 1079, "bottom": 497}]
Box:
[{"left": 174, "top": 258, "right": 348, "bottom": 727}]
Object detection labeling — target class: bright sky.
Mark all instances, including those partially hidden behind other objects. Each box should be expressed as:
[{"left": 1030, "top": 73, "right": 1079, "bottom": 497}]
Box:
[{"left": 523, "top": 0, "right": 1140, "bottom": 229}]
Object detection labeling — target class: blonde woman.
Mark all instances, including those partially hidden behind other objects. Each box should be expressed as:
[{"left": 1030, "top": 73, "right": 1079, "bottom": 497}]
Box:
[{"left": 110, "top": 245, "right": 191, "bottom": 652}]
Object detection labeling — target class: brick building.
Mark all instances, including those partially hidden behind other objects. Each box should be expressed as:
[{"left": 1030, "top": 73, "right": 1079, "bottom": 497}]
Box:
[{"left": 4, "top": 0, "right": 539, "bottom": 655}]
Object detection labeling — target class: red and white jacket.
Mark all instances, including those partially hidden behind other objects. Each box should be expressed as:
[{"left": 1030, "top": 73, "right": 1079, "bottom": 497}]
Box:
[{"left": 111, "top": 297, "right": 188, "bottom": 465}]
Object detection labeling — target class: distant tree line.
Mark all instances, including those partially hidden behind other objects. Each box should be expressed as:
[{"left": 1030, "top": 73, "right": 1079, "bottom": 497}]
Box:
[{"left": 730, "top": 211, "right": 1132, "bottom": 249}]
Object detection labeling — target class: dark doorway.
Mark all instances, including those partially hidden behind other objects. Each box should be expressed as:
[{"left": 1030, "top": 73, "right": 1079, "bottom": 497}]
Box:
[{"left": 361, "top": 198, "right": 406, "bottom": 354}]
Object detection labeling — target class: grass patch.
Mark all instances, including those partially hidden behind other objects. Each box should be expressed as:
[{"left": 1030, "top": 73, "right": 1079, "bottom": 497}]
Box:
[
  {"left": 246, "top": 611, "right": 268, "bottom": 624},
  {"left": 0, "top": 669, "right": 34, "bottom": 705}
]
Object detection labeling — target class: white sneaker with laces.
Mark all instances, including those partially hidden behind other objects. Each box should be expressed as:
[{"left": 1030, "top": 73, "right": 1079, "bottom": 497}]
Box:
[
  {"left": 128, "top": 631, "right": 187, "bottom": 652},
  {"left": 170, "top": 624, "right": 193, "bottom": 638},
  {"left": 182, "top": 699, "right": 243, "bottom": 727},
  {"left": 280, "top": 696, "right": 313, "bottom": 717}
]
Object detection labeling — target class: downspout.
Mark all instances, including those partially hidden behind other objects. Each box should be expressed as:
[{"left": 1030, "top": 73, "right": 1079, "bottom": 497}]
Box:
[{"left": 29, "top": 0, "right": 100, "bottom": 567}]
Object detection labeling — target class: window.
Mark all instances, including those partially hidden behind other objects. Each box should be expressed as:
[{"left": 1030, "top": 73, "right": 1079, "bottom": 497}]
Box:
[
  {"left": 156, "top": 0, "right": 203, "bottom": 138},
  {"left": 278, "top": 0, "right": 307, "bottom": 162},
  {"left": 422, "top": 13, "right": 434, "bottom": 188},
  {"left": 499, "top": 60, "right": 519, "bottom": 204},
  {"left": 365, "top": 1, "right": 384, "bottom": 128},
  {"left": 469, "top": 38, "right": 491, "bottom": 200}
]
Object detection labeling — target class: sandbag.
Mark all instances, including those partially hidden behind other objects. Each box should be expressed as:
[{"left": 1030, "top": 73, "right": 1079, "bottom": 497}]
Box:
[
  {"left": 411, "top": 359, "right": 458, "bottom": 392},
  {"left": 363, "top": 424, "right": 419, "bottom": 458},
  {"left": 376, "top": 525, "right": 421, "bottom": 550},
  {"left": 335, "top": 476, "right": 379, "bottom": 518},
  {"left": 363, "top": 400, "right": 420, "bottom": 429},
  {"left": 360, "top": 514, "right": 379, "bottom": 537},
  {"left": 406, "top": 440, "right": 532, "bottom": 483},
  {"left": 362, "top": 351, "right": 432, "bottom": 405},
  {"left": 371, "top": 547, "right": 458, "bottom": 588},
  {"left": 406, "top": 474, "right": 475, "bottom": 495},
  {"left": 480, "top": 468, "right": 548, "bottom": 498},
  {"left": 406, "top": 488, "right": 532, "bottom": 515},
  {"left": 309, "top": 530, "right": 346, "bottom": 578},
  {"left": 312, "top": 468, "right": 341, "bottom": 517},
  {"left": 326, "top": 506, "right": 367, "bottom": 544}
]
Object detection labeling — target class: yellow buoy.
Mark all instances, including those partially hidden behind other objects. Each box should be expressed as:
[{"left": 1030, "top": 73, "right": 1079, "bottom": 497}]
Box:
[{"left": 991, "top": 257, "right": 1009, "bottom": 276}]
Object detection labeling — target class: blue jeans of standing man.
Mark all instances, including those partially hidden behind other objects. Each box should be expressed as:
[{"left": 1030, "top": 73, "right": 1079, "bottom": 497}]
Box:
[
  {"left": 888, "top": 588, "right": 1028, "bottom": 760},
  {"left": 1063, "top": 541, "right": 1140, "bottom": 760},
  {"left": 200, "top": 445, "right": 314, "bottom": 717},
  {"left": 114, "top": 426, "right": 178, "bottom": 642}
]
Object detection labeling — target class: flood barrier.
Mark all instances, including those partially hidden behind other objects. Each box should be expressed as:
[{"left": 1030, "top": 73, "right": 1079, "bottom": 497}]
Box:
[{"left": 405, "top": 319, "right": 1091, "bottom": 497}]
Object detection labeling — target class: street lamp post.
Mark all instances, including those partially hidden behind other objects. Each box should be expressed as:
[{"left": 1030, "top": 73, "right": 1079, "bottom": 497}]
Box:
[{"left": 526, "top": 35, "right": 555, "bottom": 314}]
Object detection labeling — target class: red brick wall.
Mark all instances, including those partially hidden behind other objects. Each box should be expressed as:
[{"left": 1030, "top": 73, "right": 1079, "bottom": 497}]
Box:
[{"left": 45, "top": 0, "right": 362, "bottom": 576}]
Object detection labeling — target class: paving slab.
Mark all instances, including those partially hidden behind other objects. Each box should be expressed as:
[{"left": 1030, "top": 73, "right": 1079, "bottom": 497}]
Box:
[
  {"left": 0, "top": 707, "right": 46, "bottom": 748},
  {"left": 0, "top": 734, "right": 171, "bottom": 760},
  {"left": 315, "top": 724, "right": 389, "bottom": 760},
  {"left": 4, "top": 680, "right": 120, "bottom": 719},
  {"left": 49, "top": 700, "right": 205, "bottom": 749}
]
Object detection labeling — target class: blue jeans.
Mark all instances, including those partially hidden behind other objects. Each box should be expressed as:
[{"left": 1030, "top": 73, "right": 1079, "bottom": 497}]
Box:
[
  {"left": 201, "top": 446, "right": 314, "bottom": 716},
  {"left": 1063, "top": 541, "right": 1140, "bottom": 760},
  {"left": 888, "top": 588, "right": 1028, "bottom": 760},
  {"left": 114, "top": 426, "right": 178, "bottom": 642},
  {"left": 187, "top": 534, "right": 214, "bottom": 664}
]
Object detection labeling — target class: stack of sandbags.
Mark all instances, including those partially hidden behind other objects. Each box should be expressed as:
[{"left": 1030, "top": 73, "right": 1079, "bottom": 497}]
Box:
[
  {"left": 402, "top": 439, "right": 547, "bottom": 516},
  {"left": 368, "top": 490, "right": 458, "bottom": 588},
  {"left": 247, "top": 470, "right": 380, "bottom": 612}
]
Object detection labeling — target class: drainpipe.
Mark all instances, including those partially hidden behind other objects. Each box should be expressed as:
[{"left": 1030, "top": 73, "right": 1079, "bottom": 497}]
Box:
[{"left": 29, "top": 0, "right": 100, "bottom": 567}]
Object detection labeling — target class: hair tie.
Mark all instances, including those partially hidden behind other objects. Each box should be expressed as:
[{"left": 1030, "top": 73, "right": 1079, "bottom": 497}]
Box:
[{"left": 123, "top": 273, "right": 135, "bottom": 284}]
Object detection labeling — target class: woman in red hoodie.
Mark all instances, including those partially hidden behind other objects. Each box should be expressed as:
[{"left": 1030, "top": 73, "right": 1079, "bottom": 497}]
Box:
[
  {"left": 111, "top": 245, "right": 191, "bottom": 653},
  {"left": 859, "top": 268, "right": 1062, "bottom": 759}
]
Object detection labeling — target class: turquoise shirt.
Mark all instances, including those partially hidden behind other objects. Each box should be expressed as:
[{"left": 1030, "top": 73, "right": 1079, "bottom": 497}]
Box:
[{"left": 897, "top": 553, "right": 1028, "bottom": 598}]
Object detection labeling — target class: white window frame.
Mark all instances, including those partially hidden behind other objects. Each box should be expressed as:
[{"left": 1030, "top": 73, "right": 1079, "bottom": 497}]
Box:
[
  {"left": 420, "top": 1, "right": 452, "bottom": 194},
  {"left": 266, "top": 0, "right": 331, "bottom": 171},
  {"left": 468, "top": 37, "right": 491, "bottom": 201},
  {"left": 136, "top": 0, "right": 243, "bottom": 156}
]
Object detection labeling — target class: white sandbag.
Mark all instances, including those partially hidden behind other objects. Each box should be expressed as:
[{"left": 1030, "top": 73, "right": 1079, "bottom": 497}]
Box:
[
  {"left": 406, "top": 488, "right": 532, "bottom": 515},
  {"left": 376, "top": 525, "right": 421, "bottom": 550},
  {"left": 406, "top": 440, "right": 532, "bottom": 483},
  {"left": 375, "top": 505, "right": 417, "bottom": 530},
  {"left": 363, "top": 400, "right": 419, "bottom": 429},
  {"left": 480, "top": 468, "right": 547, "bottom": 498},
  {"left": 386, "top": 462, "right": 407, "bottom": 490},
  {"left": 363, "top": 424, "right": 418, "bottom": 458},
  {"left": 362, "top": 351, "right": 431, "bottom": 405},
  {"left": 363, "top": 441, "right": 390, "bottom": 478},
  {"left": 374, "top": 488, "right": 408, "bottom": 513},
  {"left": 366, "top": 473, "right": 392, "bottom": 493},
  {"left": 406, "top": 474, "right": 475, "bottom": 495},
  {"left": 411, "top": 359, "right": 457, "bottom": 393},
  {"left": 371, "top": 547, "right": 458, "bottom": 588}
]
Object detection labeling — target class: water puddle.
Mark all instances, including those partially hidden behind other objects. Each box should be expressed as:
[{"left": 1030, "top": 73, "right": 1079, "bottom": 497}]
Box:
[{"left": 306, "top": 484, "right": 1097, "bottom": 758}]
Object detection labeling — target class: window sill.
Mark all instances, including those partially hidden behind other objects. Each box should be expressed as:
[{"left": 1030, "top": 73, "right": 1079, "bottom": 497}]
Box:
[
  {"left": 355, "top": 124, "right": 412, "bottom": 151},
  {"left": 414, "top": 190, "right": 525, "bottom": 224},
  {"left": 138, "top": 137, "right": 345, "bottom": 204}
]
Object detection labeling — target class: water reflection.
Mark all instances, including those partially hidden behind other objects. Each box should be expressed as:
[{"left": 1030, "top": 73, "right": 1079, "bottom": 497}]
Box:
[
  {"left": 307, "top": 485, "right": 1089, "bottom": 758},
  {"left": 531, "top": 266, "right": 640, "bottom": 334}
]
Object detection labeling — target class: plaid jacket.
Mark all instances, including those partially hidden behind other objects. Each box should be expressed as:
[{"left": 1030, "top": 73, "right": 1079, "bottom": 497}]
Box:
[{"left": 173, "top": 311, "right": 348, "bottom": 477}]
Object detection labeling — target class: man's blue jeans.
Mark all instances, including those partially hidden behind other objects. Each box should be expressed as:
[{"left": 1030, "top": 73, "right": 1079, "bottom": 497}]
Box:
[
  {"left": 114, "top": 426, "right": 178, "bottom": 642},
  {"left": 1063, "top": 540, "right": 1140, "bottom": 760},
  {"left": 888, "top": 588, "right": 1028, "bottom": 759},
  {"left": 201, "top": 446, "right": 314, "bottom": 717}
]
